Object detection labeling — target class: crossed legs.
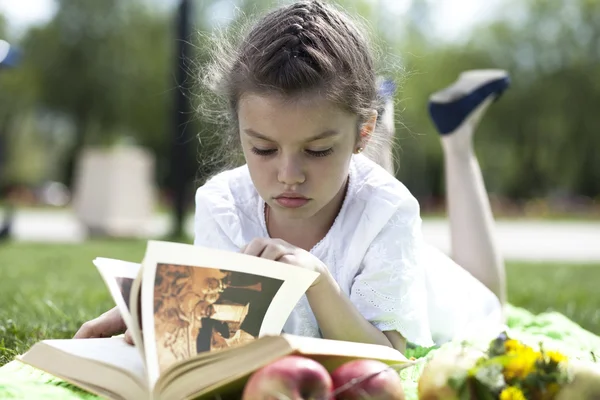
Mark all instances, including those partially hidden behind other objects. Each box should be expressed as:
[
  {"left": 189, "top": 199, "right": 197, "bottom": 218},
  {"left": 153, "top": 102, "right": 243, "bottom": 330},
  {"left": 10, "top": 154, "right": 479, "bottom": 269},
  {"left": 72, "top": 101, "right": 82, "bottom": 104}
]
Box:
[{"left": 372, "top": 70, "right": 509, "bottom": 305}]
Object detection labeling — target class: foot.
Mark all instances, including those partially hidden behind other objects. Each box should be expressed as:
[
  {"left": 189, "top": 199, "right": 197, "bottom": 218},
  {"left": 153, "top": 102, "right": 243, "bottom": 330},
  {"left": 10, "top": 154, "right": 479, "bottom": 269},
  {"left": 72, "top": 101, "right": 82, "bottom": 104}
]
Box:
[
  {"left": 428, "top": 69, "right": 510, "bottom": 136},
  {"left": 0, "top": 40, "right": 20, "bottom": 68}
]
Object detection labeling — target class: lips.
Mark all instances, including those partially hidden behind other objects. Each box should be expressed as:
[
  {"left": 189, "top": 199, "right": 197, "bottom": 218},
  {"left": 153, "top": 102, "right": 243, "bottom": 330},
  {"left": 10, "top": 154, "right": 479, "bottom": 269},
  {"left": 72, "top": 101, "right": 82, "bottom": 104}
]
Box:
[{"left": 274, "top": 193, "right": 310, "bottom": 209}]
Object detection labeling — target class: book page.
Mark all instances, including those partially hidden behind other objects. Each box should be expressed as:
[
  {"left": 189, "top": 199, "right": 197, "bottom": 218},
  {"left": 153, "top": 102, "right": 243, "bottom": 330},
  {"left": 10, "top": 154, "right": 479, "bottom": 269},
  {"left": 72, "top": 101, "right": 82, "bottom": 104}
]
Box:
[
  {"left": 94, "top": 257, "right": 145, "bottom": 366},
  {"left": 284, "top": 334, "right": 408, "bottom": 362},
  {"left": 128, "top": 261, "right": 146, "bottom": 363},
  {"left": 19, "top": 337, "right": 148, "bottom": 399},
  {"left": 93, "top": 257, "right": 141, "bottom": 348},
  {"left": 140, "top": 240, "right": 318, "bottom": 388}
]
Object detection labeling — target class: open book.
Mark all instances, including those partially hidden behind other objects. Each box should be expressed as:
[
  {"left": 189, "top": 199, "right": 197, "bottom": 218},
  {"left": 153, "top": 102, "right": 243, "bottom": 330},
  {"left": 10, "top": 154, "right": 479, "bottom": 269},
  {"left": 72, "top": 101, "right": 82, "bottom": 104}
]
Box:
[{"left": 18, "top": 240, "right": 409, "bottom": 400}]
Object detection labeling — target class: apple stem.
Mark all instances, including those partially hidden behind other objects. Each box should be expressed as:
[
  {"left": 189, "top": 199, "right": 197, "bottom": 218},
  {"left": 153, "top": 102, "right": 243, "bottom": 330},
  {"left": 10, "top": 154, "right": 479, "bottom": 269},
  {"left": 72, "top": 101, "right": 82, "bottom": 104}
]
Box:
[
  {"left": 388, "top": 359, "right": 427, "bottom": 372},
  {"left": 327, "top": 369, "right": 387, "bottom": 399}
]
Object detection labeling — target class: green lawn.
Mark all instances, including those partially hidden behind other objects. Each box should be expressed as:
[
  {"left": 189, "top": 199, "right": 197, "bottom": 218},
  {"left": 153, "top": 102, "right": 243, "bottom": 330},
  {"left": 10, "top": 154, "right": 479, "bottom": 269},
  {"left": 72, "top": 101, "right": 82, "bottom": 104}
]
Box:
[{"left": 0, "top": 240, "right": 599, "bottom": 366}]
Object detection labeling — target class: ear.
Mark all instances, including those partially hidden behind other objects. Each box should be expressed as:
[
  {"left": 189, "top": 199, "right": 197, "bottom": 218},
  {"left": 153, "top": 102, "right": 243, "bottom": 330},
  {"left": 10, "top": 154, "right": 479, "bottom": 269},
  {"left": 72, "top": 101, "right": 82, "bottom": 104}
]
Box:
[{"left": 355, "top": 109, "right": 378, "bottom": 154}]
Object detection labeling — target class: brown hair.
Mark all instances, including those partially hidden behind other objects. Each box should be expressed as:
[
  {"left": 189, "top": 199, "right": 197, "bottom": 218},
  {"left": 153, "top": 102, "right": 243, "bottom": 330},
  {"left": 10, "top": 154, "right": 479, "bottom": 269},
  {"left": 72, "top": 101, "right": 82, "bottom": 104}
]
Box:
[{"left": 197, "top": 0, "right": 394, "bottom": 172}]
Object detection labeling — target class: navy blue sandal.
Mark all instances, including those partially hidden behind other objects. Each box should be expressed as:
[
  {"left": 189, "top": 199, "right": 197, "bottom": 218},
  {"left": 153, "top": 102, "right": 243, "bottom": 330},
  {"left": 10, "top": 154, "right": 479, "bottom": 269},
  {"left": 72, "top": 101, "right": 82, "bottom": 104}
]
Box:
[
  {"left": 0, "top": 40, "right": 20, "bottom": 69},
  {"left": 428, "top": 70, "right": 510, "bottom": 135}
]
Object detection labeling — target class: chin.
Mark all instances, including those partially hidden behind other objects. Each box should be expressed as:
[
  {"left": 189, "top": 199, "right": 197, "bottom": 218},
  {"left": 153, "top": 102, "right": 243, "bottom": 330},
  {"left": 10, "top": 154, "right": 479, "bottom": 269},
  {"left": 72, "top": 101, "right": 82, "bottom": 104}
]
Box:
[
  {"left": 279, "top": 206, "right": 316, "bottom": 219},
  {"left": 270, "top": 203, "right": 319, "bottom": 220}
]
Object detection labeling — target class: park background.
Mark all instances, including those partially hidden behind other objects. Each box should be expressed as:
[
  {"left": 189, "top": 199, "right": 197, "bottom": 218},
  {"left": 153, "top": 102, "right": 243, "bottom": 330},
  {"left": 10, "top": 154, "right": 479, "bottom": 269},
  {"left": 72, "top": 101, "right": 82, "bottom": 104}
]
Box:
[{"left": 0, "top": 0, "right": 599, "bottom": 366}]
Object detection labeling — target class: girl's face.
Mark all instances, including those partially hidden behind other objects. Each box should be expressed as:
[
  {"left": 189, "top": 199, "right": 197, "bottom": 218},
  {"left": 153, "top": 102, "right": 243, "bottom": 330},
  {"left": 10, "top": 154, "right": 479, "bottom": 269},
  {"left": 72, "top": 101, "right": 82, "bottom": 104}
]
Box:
[{"left": 238, "top": 93, "right": 372, "bottom": 222}]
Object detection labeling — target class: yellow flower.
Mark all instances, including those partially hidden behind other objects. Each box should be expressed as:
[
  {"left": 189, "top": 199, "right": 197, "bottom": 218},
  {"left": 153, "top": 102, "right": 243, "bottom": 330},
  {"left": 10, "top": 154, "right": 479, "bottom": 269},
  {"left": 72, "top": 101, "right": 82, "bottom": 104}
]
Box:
[
  {"left": 504, "top": 339, "right": 526, "bottom": 354},
  {"left": 503, "top": 348, "right": 541, "bottom": 380},
  {"left": 546, "top": 382, "right": 561, "bottom": 396},
  {"left": 500, "top": 386, "right": 527, "bottom": 400},
  {"left": 546, "top": 350, "right": 567, "bottom": 364}
]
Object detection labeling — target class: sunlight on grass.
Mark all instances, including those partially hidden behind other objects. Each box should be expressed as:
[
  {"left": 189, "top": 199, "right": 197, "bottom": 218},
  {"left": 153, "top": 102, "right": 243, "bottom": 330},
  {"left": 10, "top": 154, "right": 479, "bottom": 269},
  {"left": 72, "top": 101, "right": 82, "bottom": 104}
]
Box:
[
  {"left": 0, "top": 241, "right": 147, "bottom": 365},
  {"left": 506, "top": 262, "right": 600, "bottom": 335},
  {"left": 0, "top": 241, "right": 599, "bottom": 366}
]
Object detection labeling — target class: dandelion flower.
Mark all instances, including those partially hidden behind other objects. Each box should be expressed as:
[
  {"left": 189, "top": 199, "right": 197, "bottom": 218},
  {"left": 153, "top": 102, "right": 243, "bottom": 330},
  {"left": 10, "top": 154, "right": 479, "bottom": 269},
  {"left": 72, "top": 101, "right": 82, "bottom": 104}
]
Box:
[
  {"left": 546, "top": 350, "right": 567, "bottom": 364},
  {"left": 503, "top": 348, "right": 540, "bottom": 380},
  {"left": 504, "top": 339, "right": 525, "bottom": 354},
  {"left": 500, "top": 386, "right": 527, "bottom": 400}
]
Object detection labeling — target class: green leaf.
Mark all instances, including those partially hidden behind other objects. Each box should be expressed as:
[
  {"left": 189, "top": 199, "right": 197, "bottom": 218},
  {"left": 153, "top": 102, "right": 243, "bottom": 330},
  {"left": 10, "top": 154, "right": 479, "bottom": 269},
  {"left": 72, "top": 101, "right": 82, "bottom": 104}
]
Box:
[
  {"left": 458, "top": 381, "right": 472, "bottom": 400},
  {"left": 471, "top": 379, "right": 498, "bottom": 400}
]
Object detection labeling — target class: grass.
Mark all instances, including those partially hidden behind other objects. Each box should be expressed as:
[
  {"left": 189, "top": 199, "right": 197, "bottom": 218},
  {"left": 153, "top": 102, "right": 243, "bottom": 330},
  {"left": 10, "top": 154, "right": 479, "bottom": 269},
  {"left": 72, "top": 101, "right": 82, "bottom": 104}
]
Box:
[
  {"left": 0, "top": 240, "right": 147, "bottom": 366},
  {"left": 0, "top": 241, "right": 599, "bottom": 367},
  {"left": 506, "top": 261, "right": 600, "bottom": 333}
]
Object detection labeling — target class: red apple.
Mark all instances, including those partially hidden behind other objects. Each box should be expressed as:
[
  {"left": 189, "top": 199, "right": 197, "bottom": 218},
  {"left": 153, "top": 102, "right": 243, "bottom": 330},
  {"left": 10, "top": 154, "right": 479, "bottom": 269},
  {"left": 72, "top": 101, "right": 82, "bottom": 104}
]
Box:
[
  {"left": 242, "top": 355, "right": 333, "bottom": 400},
  {"left": 331, "top": 359, "right": 405, "bottom": 400}
]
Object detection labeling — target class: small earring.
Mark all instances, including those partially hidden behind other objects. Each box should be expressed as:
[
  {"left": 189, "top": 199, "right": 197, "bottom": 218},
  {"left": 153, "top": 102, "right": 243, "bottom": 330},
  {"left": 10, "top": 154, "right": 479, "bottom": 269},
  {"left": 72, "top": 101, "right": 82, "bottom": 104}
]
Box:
[{"left": 355, "top": 147, "right": 363, "bottom": 154}]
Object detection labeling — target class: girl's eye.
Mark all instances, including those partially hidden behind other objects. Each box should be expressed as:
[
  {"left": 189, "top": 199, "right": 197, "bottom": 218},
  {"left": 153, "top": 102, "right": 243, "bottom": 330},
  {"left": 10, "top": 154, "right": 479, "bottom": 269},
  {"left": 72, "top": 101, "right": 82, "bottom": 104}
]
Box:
[
  {"left": 250, "top": 147, "right": 334, "bottom": 158},
  {"left": 251, "top": 147, "right": 277, "bottom": 157},
  {"left": 306, "top": 148, "right": 334, "bottom": 158}
]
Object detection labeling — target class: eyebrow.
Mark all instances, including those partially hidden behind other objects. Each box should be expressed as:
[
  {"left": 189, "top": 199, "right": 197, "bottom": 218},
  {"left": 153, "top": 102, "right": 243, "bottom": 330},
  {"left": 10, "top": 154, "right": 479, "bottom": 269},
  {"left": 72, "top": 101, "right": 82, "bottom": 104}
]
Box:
[{"left": 244, "top": 128, "right": 340, "bottom": 142}]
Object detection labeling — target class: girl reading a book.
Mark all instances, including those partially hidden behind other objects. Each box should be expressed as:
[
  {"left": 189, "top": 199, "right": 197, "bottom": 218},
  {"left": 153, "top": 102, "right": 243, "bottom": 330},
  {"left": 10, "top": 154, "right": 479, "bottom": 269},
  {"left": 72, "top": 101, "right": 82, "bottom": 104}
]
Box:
[{"left": 76, "top": 0, "right": 508, "bottom": 352}]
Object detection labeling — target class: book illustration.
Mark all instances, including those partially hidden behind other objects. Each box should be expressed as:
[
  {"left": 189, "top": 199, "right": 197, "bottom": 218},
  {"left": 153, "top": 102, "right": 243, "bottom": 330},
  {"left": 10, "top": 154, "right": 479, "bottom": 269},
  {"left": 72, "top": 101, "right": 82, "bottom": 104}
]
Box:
[
  {"left": 138, "top": 240, "right": 321, "bottom": 387},
  {"left": 153, "top": 263, "right": 284, "bottom": 374}
]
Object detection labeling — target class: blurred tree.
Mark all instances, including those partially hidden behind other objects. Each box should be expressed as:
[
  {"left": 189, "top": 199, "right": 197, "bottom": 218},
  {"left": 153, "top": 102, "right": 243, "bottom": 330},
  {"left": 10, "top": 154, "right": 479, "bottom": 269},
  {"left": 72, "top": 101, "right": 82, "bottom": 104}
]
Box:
[
  {"left": 0, "top": 16, "right": 40, "bottom": 191},
  {"left": 465, "top": 0, "right": 600, "bottom": 198},
  {"left": 386, "top": 0, "right": 600, "bottom": 203},
  {"left": 21, "top": 0, "right": 172, "bottom": 188},
  {"left": 2, "top": 0, "right": 599, "bottom": 212}
]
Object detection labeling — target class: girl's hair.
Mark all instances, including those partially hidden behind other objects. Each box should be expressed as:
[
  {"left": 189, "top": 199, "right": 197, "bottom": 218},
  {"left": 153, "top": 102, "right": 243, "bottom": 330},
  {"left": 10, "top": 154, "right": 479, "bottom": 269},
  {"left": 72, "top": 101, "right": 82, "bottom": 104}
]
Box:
[{"left": 196, "top": 0, "right": 394, "bottom": 175}]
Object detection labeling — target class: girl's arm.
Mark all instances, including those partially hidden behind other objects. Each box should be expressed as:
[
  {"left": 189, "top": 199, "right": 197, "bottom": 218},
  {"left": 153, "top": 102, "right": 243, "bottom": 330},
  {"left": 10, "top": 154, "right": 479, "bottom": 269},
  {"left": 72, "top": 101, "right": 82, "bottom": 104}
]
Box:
[
  {"left": 240, "top": 237, "right": 415, "bottom": 353},
  {"left": 306, "top": 273, "right": 406, "bottom": 353}
]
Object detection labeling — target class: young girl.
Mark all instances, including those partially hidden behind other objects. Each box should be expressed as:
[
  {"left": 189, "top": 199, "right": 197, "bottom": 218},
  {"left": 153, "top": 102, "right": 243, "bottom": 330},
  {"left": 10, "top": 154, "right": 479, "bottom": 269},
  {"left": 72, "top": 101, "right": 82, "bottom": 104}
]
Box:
[{"left": 75, "top": 0, "right": 507, "bottom": 352}]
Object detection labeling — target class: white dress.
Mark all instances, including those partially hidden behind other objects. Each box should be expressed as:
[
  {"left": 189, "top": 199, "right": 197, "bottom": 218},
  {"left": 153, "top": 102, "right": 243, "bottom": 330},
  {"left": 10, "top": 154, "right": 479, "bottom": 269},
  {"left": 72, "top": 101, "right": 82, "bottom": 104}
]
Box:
[{"left": 193, "top": 154, "right": 502, "bottom": 347}]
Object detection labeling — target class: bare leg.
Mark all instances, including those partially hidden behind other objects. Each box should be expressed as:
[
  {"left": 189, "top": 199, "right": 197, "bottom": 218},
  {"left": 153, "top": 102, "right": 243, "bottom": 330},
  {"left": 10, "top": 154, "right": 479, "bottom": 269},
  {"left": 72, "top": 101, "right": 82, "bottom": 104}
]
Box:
[
  {"left": 440, "top": 98, "right": 506, "bottom": 304},
  {"left": 371, "top": 73, "right": 507, "bottom": 304},
  {"left": 429, "top": 70, "right": 509, "bottom": 305}
]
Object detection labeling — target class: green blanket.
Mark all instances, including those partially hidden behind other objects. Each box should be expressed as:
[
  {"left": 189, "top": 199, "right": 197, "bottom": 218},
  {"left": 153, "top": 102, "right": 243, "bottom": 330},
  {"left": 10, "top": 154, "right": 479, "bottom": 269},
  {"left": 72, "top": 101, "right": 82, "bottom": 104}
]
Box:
[{"left": 1, "top": 305, "right": 598, "bottom": 399}]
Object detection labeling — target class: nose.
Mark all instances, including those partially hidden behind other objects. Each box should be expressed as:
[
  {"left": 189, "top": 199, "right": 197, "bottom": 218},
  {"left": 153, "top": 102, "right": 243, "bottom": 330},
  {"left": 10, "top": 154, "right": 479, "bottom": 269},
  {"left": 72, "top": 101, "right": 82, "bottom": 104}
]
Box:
[{"left": 277, "top": 153, "right": 305, "bottom": 186}]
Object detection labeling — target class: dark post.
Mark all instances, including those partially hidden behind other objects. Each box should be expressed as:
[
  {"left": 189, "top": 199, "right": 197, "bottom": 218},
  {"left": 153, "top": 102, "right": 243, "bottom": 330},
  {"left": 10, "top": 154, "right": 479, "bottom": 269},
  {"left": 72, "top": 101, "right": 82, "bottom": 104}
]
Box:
[
  {"left": 0, "top": 41, "right": 20, "bottom": 175},
  {"left": 0, "top": 40, "right": 20, "bottom": 240},
  {"left": 169, "top": 0, "right": 192, "bottom": 239}
]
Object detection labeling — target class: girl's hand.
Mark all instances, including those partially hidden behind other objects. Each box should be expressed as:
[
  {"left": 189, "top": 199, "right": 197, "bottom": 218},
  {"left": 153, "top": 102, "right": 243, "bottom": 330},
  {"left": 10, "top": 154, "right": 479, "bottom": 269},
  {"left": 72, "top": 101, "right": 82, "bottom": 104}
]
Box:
[
  {"left": 241, "top": 238, "right": 330, "bottom": 288},
  {"left": 74, "top": 306, "right": 134, "bottom": 345}
]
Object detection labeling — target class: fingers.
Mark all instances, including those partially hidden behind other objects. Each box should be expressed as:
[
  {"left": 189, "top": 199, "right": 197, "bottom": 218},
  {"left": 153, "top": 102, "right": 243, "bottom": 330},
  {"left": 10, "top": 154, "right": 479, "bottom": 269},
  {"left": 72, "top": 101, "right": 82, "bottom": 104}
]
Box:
[
  {"left": 260, "top": 241, "right": 292, "bottom": 261},
  {"left": 73, "top": 307, "right": 126, "bottom": 339},
  {"left": 124, "top": 329, "right": 134, "bottom": 345},
  {"left": 73, "top": 320, "right": 97, "bottom": 339},
  {"left": 241, "top": 238, "right": 268, "bottom": 257},
  {"left": 278, "top": 254, "right": 298, "bottom": 265},
  {"left": 241, "top": 238, "right": 293, "bottom": 261},
  {"left": 74, "top": 318, "right": 114, "bottom": 338},
  {"left": 279, "top": 253, "right": 327, "bottom": 287}
]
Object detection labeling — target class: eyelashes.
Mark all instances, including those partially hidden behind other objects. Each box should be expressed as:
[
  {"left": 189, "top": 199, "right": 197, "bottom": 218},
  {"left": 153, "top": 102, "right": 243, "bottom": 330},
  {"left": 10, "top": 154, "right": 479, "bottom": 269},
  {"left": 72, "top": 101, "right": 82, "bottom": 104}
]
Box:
[
  {"left": 306, "top": 148, "right": 334, "bottom": 157},
  {"left": 250, "top": 148, "right": 277, "bottom": 157},
  {"left": 250, "top": 148, "right": 334, "bottom": 158}
]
